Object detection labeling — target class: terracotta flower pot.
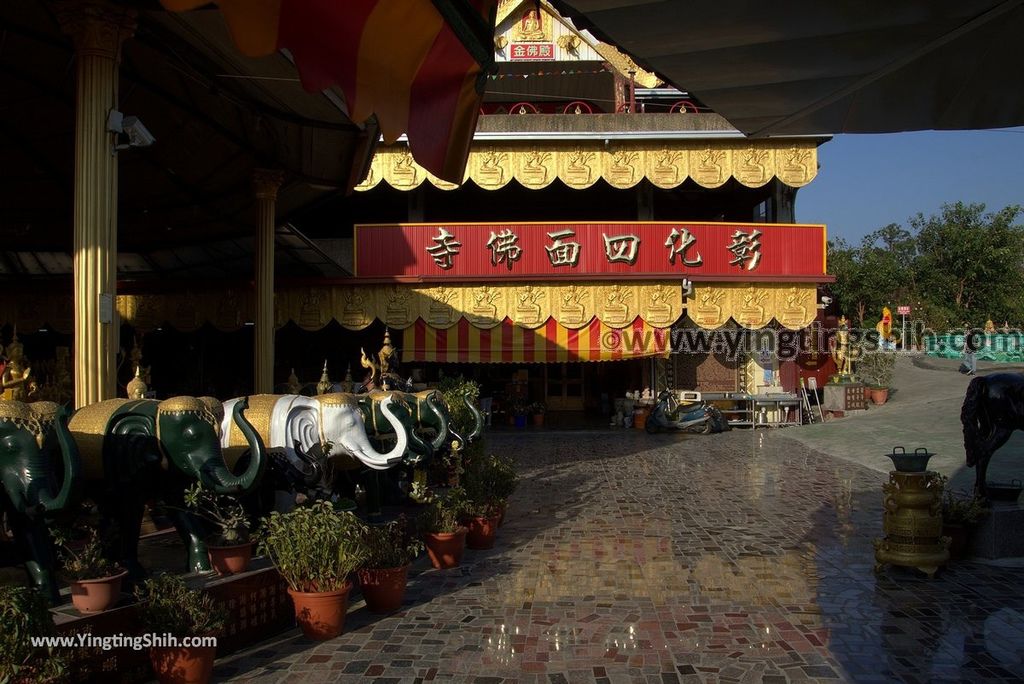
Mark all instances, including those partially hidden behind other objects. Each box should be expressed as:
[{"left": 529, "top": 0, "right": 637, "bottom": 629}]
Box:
[
  {"left": 150, "top": 643, "right": 217, "bottom": 684},
  {"left": 423, "top": 527, "right": 467, "bottom": 569},
  {"left": 466, "top": 514, "right": 500, "bottom": 550},
  {"left": 287, "top": 582, "right": 352, "bottom": 640},
  {"left": 357, "top": 564, "right": 410, "bottom": 613},
  {"left": 69, "top": 569, "right": 128, "bottom": 615},
  {"left": 532, "top": 413, "right": 544, "bottom": 426},
  {"left": 207, "top": 541, "right": 253, "bottom": 576},
  {"left": 869, "top": 387, "right": 889, "bottom": 404}
]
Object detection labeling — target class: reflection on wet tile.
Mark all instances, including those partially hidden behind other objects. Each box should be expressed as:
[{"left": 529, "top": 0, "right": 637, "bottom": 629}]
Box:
[{"left": 216, "top": 431, "right": 1024, "bottom": 683}]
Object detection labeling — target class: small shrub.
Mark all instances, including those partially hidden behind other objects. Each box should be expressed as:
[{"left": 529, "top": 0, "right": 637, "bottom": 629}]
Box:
[
  {"left": 352, "top": 515, "right": 423, "bottom": 570},
  {"left": 257, "top": 500, "right": 364, "bottom": 592},
  {"left": 437, "top": 375, "right": 482, "bottom": 438},
  {"left": 857, "top": 351, "right": 896, "bottom": 388},
  {"left": 134, "top": 574, "right": 226, "bottom": 637},
  {"left": 418, "top": 488, "right": 469, "bottom": 534},
  {"left": 183, "top": 483, "right": 251, "bottom": 545},
  {"left": 0, "top": 585, "right": 68, "bottom": 683},
  {"left": 938, "top": 476, "right": 989, "bottom": 525},
  {"left": 463, "top": 452, "right": 518, "bottom": 516},
  {"left": 53, "top": 528, "right": 121, "bottom": 582}
]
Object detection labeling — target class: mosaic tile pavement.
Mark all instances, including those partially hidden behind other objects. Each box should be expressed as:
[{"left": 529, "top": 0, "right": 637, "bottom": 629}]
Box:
[{"left": 213, "top": 430, "right": 1024, "bottom": 683}]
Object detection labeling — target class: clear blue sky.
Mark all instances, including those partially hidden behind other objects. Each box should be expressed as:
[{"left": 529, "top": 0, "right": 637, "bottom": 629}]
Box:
[{"left": 795, "top": 128, "right": 1024, "bottom": 244}]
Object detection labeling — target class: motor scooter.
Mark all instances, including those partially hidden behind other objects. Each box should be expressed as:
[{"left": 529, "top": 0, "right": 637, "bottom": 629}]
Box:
[{"left": 645, "top": 389, "right": 729, "bottom": 434}]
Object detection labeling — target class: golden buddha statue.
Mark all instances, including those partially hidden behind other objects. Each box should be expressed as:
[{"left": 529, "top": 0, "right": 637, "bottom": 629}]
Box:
[
  {"left": 127, "top": 366, "right": 148, "bottom": 399},
  {"left": 2, "top": 333, "right": 35, "bottom": 402},
  {"left": 831, "top": 316, "right": 854, "bottom": 381},
  {"left": 985, "top": 318, "right": 996, "bottom": 334}
]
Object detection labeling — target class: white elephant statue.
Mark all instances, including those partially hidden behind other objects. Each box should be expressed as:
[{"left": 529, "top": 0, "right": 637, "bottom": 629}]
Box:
[{"left": 219, "top": 393, "right": 409, "bottom": 475}]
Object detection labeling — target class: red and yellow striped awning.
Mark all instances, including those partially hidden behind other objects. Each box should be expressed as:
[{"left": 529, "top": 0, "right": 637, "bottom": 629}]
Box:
[
  {"left": 160, "top": 0, "right": 497, "bottom": 183},
  {"left": 403, "top": 316, "right": 670, "bottom": 363}
]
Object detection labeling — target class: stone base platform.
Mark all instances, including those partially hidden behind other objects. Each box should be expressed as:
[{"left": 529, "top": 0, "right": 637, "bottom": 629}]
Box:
[{"left": 968, "top": 500, "right": 1024, "bottom": 559}]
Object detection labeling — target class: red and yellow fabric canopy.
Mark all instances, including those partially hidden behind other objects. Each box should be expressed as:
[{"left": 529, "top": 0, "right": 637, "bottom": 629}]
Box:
[
  {"left": 403, "top": 316, "right": 670, "bottom": 363},
  {"left": 160, "top": 0, "right": 497, "bottom": 182}
]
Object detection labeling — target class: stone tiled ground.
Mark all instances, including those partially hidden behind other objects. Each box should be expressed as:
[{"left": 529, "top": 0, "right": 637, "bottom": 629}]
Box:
[{"left": 214, "top": 430, "right": 1024, "bottom": 683}]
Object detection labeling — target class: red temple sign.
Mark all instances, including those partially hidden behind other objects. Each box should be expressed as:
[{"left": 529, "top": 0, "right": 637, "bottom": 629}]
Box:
[{"left": 354, "top": 222, "right": 827, "bottom": 281}]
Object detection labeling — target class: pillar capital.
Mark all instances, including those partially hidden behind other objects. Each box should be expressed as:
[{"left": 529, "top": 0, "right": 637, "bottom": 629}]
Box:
[
  {"left": 253, "top": 169, "right": 286, "bottom": 201},
  {"left": 56, "top": 1, "right": 137, "bottom": 60}
]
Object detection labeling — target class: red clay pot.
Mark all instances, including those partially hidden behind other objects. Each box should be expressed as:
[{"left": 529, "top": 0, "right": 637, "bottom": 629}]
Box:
[
  {"left": 69, "top": 569, "right": 128, "bottom": 615},
  {"left": 869, "top": 387, "right": 889, "bottom": 405},
  {"left": 287, "top": 582, "right": 352, "bottom": 640},
  {"left": 207, "top": 541, "right": 253, "bottom": 576},
  {"left": 357, "top": 564, "right": 410, "bottom": 613},
  {"left": 423, "top": 527, "right": 467, "bottom": 569},
  {"left": 466, "top": 514, "right": 500, "bottom": 550},
  {"left": 150, "top": 644, "right": 217, "bottom": 684}
]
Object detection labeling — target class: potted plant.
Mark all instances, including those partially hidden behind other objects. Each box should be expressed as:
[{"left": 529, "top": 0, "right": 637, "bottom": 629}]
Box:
[
  {"left": 511, "top": 400, "right": 529, "bottom": 428},
  {"left": 529, "top": 402, "right": 546, "bottom": 427},
  {"left": 418, "top": 487, "right": 469, "bottom": 569},
  {"left": 135, "top": 574, "right": 226, "bottom": 684},
  {"left": 0, "top": 585, "right": 69, "bottom": 684},
  {"left": 462, "top": 453, "right": 518, "bottom": 547},
  {"left": 858, "top": 352, "right": 895, "bottom": 404},
  {"left": 938, "top": 476, "right": 989, "bottom": 559},
  {"left": 54, "top": 527, "right": 127, "bottom": 615},
  {"left": 352, "top": 515, "right": 423, "bottom": 613},
  {"left": 257, "top": 500, "right": 363, "bottom": 640},
  {"left": 184, "top": 483, "right": 252, "bottom": 575}
]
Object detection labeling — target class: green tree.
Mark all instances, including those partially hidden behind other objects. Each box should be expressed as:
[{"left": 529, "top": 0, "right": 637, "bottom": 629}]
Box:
[{"left": 912, "top": 202, "right": 1024, "bottom": 327}]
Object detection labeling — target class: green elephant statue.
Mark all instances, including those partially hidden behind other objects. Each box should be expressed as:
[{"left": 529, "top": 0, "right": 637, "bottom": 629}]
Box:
[
  {"left": 0, "top": 400, "right": 80, "bottom": 603},
  {"left": 69, "top": 396, "right": 266, "bottom": 576},
  {"left": 357, "top": 390, "right": 435, "bottom": 462}
]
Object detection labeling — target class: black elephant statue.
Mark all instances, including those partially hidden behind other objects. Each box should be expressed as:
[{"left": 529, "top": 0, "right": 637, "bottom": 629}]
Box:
[
  {"left": 69, "top": 396, "right": 266, "bottom": 577},
  {"left": 0, "top": 400, "right": 79, "bottom": 603}
]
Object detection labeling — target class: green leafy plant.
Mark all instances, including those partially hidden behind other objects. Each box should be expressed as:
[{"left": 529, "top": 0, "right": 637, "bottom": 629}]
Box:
[
  {"left": 134, "top": 574, "right": 226, "bottom": 637},
  {"left": 437, "top": 375, "right": 481, "bottom": 438},
  {"left": 857, "top": 351, "right": 896, "bottom": 388},
  {"left": 352, "top": 515, "right": 423, "bottom": 570},
  {"left": 52, "top": 528, "right": 121, "bottom": 582},
  {"left": 510, "top": 399, "right": 530, "bottom": 418},
  {"left": 462, "top": 452, "right": 518, "bottom": 516},
  {"left": 183, "top": 483, "right": 251, "bottom": 545},
  {"left": 418, "top": 487, "right": 469, "bottom": 534},
  {"left": 256, "top": 500, "right": 364, "bottom": 592},
  {"left": 0, "top": 586, "right": 69, "bottom": 684},
  {"left": 528, "top": 402, "right": 546, "bottom": 415},
  {"left": 938, "top": 477, "right": 989, "bottom": 525}
]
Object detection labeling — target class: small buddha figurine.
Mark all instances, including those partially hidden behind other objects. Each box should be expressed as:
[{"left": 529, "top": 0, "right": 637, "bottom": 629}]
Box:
[
  {"left": 2, "top": 333, "right": 35, "bottom": 402},
  {"left": 343, "top": 366, "right": 355, "bottom": 393},
  {"left": 286, "top": 368, "right": 302, "bottom": 395},
  {"left": 127, "top": 365, "right": 148, "bottom": 399}
]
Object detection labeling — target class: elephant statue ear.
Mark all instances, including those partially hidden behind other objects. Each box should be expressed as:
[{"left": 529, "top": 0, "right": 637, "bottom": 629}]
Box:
[
  {"left": 283, "top": 397, "right": 321, "bottom": 462},
  {"left": 110, "top": 414, "right": 156, "bottom": 436},
  {"left": 29, "top": 401, "right": 61, "bottom": 447}
]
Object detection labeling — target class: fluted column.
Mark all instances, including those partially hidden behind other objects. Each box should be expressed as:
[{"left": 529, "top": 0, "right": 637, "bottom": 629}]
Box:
[
  {"left": 58, "top": 1, "right": 136, "bottom": 408},
  {"left": 253, "top": 170, "right": 285, "bottom": 394}
]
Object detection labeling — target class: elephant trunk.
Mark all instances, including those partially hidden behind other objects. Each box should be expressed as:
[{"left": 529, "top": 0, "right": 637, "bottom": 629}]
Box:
[
  {"left": 424, "top": 393, "right": 451, "bottom": 451},
  {"left": 199, "top": 398, "right": 267, "bottom": 494},
  {"left": 36, "top": 410, "right": 80, "bottom": 512},
  {"left": 464, "top": 393, "right": 484, "bottom": 442}
]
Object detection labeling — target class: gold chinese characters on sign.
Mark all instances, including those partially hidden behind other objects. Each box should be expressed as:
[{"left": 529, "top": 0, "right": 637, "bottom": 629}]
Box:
[
  {"left": 356, "top": 141, "right": 818, "bottom": 192},
  {"left": 688, "top": 283, "right": 817, "bottom": 330}
]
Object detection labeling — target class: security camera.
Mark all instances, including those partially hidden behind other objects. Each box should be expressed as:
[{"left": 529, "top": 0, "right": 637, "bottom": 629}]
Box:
[
  {"left": 820, "top": 296, "right": 833, "bottom": 306},
  {"left": 107, "top": 109, "right": 155, "bottom": 151}
]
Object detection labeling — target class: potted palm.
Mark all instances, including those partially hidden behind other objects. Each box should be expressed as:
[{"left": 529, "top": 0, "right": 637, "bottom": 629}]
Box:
[
  {"left": 54, "top": 527, "right": 127, "bottom": 615},
  {"left": 419, "top": 487, "right": 469, "bottom": 569},
  {"left": 938, "top": 476, "right": 989, "bottom": 559},
  {"left": 257, "top": 500, "right": 363, "bottom": 640},
  {"left": 462, "top": 452, "right": 518, "bottom": 548},
  {"left": 1, "top": 585, "right": 70, "bottom": 683},
  {"left": 352, "top": 515, "right": 423, "bottom": 613},
  {"left": 184, "top": 483, "right": 252, "bottom": 575},
  {"left": 136, "top": 574, "right": 226, "bottom": 684}
]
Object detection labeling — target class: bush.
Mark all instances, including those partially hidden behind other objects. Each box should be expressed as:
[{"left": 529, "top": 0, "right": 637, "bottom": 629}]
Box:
[
  {"left": 134, "top": 574, "right": 226, "bottom": 637},
  {"left": 183, "top": 483, "right": 251, "bottom": 545},
  {"left": 257, "top": 500, "right": 363, "bottom": 592},
  {"left": 53, "top": 528, "right": 121, "bottom": 582},
  {"left": 857, "top": 351, "right": 896, "bottom": 388},
  {"left": 462, "top": 452, "right": 518, "bottom": 516},
  {"left": 352, "top": 515, "right": 422, "bottom": 570},
  {"left": 418, "top": 488, "right": 469, "bottom": 534},
  {"left": 938, "top": 476, "right": 989, "bottom": 525},
  {"left": 437, "top": 375, "right": 481, "bottom": 438},
  {"left": 0, "top": 586, "right": 68, "bottom": 684}
]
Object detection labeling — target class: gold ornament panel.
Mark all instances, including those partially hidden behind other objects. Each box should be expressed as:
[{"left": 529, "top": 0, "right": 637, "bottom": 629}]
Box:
[
  {"left": 355, "top": 141, "right": 818, "bottom": 192},
  {"left": 688, "top": 283, "right": 817, "bottom": 330}
]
